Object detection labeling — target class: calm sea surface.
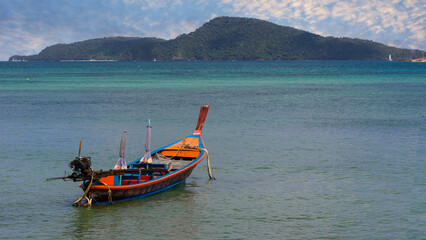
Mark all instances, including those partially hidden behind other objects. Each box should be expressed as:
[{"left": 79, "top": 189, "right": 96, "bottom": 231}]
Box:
[{"left": 0, "top": 61, "right": 425, "bottom": 239}]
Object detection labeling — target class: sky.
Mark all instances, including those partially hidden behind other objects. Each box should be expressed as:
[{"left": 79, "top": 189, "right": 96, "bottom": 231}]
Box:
[{"left": 0, "top": 0, "right": 425, "bottom": 60}]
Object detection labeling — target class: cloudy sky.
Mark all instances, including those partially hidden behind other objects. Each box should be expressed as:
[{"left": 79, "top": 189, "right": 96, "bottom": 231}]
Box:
[{"left": 1, "top": 0, "right": 424, "bottom": 60}]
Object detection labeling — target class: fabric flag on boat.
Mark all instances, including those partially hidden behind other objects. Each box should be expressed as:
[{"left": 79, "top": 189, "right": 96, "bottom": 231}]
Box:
[
  {"left": 141, "top": 120, "right": 152, "bottom": 163},
  {"left": 114, "top": 130, "right": 127, "bottom": 170}
]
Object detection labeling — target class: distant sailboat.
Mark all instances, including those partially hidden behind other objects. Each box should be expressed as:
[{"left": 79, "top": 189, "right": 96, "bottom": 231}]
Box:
[{"left": 388, "top": 54, "right": 393, "bottom": 61}]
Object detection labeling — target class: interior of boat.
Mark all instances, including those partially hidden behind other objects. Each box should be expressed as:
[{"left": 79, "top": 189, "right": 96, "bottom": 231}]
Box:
[{"left": 98, "top": 137, "right": 202, "bottom": 186}]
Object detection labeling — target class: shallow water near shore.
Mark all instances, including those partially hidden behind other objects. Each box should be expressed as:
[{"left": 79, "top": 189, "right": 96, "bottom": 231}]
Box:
[{"left": 0, "top": 61, "right": 425, "bottom": 239}]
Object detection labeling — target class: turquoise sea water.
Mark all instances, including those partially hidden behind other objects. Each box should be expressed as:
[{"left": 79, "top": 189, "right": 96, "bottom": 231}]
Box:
[{"left": 0, "top": 61, "right": 425, "bottom": 239}]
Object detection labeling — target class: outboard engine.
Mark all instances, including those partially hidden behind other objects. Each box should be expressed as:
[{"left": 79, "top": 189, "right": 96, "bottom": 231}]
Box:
[{"left": 68, "top": 156, "right": 92, "bottom": 181}]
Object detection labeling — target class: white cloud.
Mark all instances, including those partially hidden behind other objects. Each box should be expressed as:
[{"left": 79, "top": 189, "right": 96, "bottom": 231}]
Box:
[{"left": 221, "top": 0, "right": 425, "bottom": 50}]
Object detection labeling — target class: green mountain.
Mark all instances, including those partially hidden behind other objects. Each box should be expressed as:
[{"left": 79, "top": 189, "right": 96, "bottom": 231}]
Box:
[
  {"left": 10, "top": 37, "right": 165, "bottom": 61},
  {"left": 9, "top": 17, "right": 424, "bottom": 61}
]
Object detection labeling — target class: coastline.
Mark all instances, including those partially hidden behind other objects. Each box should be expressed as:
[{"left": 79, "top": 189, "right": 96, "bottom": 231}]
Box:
[
  {"left": 60, "top": 59, "right": 118, "bottom": 62},
  {"left": 407, "top": 57, "right": 426, "bottom": 62}
]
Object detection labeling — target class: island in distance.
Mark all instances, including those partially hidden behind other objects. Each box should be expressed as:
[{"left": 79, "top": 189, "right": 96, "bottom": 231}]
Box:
[{"left": 9, "top": 16, "right": 425, "bottom": 62}]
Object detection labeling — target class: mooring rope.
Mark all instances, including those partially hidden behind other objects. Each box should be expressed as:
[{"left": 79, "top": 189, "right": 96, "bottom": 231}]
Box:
[
  {"left": 199, "top": 147, "right": 215, "bottom": 180},
  {"left": 100, "top": 181, "right": 113, "bottom": 204},
  {"left": 73, "top": 169, "right": 94, "bottom": 207},
  {"left": 169, "top": 143, "right": 185, "bottom": 159},
  {"left": 171, "top": 143, "right": 215, "bottom": 180}
]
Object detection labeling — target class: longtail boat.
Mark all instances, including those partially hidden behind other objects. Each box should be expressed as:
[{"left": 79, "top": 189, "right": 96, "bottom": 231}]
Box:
[{"left": 48, "top": 105, "right": 213, "bottom": 206}]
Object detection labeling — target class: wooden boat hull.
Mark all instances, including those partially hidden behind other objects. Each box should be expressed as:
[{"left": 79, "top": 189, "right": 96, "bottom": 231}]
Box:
[
  {"left": 75, "top": 105, "right": 210, "bottom": 206},
  {"left": 87, "top": 166, "right": 197, "bottom": 203},
  {"left": 85, "top": 154, "right": 202, "bottom": 204}
]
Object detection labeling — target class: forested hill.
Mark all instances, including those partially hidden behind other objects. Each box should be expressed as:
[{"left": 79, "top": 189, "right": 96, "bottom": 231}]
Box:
[
  {"left": 9, "top": 37, "right": 165, "bottom": 61},
  {"left": 10, "top": 17, "right": 424, "bottom": 61},
  {"left": 153, "top": 17, "right": 424, "bottom": 60}
]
